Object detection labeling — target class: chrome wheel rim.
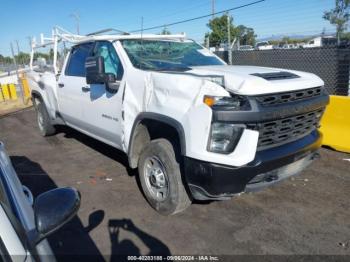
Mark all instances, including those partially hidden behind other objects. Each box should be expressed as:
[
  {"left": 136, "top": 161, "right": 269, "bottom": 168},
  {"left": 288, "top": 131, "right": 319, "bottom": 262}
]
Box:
[{"left": 143, "top": 156, "right": 169, "bottom": 201}]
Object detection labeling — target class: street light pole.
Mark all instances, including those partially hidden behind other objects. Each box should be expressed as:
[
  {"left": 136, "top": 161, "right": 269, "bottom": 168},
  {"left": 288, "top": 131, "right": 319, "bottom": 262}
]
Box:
[
  {"left": 70, "top": 12, "right": 80, "bottom": 35},
  {"left": 15, "top": 40, "right": 23, "bottom": 67},
  {"left": 10, "top": 42, "right": 25, "bottom": 103},
  {"left": 227, "top": 13, "right": 232, "bottom": 65}
]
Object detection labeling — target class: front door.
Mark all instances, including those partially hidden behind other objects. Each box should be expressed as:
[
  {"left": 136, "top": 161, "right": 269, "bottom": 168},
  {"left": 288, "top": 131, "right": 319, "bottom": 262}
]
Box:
[{"left": 80, "top": 41, "right": 125, "bottom": 149}]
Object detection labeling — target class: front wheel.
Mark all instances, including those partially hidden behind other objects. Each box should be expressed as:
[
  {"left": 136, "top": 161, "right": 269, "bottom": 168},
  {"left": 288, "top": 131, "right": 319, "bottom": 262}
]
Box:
[
  {"left": 35, "top": 99, "right": 56, "bottom": 136},
  {"left": 138, "top": 139, "right": 191, "bottom": 215}
]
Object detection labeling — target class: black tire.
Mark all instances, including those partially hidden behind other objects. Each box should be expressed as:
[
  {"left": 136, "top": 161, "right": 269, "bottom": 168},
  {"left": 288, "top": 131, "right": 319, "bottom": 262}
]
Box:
[
  {"left": 138, "top": 138, "right": 191, "bottom": 215},
  {"left": 35, "top": 99, "right": 56, "bottom": 136}
]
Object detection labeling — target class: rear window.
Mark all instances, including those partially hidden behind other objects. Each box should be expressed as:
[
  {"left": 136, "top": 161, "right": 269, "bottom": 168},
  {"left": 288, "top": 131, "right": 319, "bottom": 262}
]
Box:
[{"left": 65, "top": 43, "right": 94, "bottom": 77}]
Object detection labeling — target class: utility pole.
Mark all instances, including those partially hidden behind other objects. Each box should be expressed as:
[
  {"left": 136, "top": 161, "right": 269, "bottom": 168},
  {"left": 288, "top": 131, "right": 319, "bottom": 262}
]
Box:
[
  {"left": 227, "top": 13, "right": 232, "bottom": 65},
  {"left": 27, "top": 36, "right": 35, "bottom": 69},
  {"left": 212, "top": 0, "right": 215, "bottom": 19},
  {"left": 10, "top": 42, "right": 25, "bottom": 103},
  {"left": 206, "top": 34, "right": 210, "bottom": 49},
  {"left": 70, "top": 12, "right": 80, "bottom": 34},
  {"left": 15, "top": 40, "right": 23, "bottom": 67},
  {"left": 15, "top": 40, "right": 20, "bottom": 54},
  {"left": 26, "top": 36, "right": 32, "bottom": 50}
]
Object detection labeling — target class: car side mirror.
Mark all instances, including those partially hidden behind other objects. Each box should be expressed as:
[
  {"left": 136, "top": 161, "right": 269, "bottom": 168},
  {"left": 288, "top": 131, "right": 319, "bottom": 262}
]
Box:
[
  {"left": 85, "top": 56, "right": 106, "bottom": 84},
  {"left": 85, "top": 56, "right": 120, "bottom": 92},
  {"left": 34, "top": 187, "right": 80, "bottom": 242}
]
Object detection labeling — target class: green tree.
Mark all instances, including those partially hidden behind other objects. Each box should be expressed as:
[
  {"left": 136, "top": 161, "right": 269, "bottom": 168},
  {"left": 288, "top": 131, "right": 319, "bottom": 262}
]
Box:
[
  {"left": 323, "top": 0, "right": 350, "bottom": 44},
  {"left": 206, "top": 14, "right": 256, "bottom": 47},
  {"left": 0, "top": 54, "right": 13, "bottom": 64},
  {"left": 15, "top": 52, "right": 30, "bottom": 65},
  {"left": 341, "top": 31, "right": 350, "bottom": 40},
  {"left": 236, "top": 25, "right": 257, "bottom": 46},
  {"left": 160, "top": 27, "right": 171, "bottom": 35},
  {"left": 34, "top": 52, "right": 50, "bottom": 61},
  {"left": 206, "top": 14, "right": 234, "bottom": 47},
  {"left": 281, "top": 36, "right": 290, "bottom": 44}
]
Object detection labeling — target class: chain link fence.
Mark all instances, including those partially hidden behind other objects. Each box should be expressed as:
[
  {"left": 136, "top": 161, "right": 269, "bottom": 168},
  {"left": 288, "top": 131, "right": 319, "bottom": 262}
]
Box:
[
  {"left": 0, "top": 63, "right": 17, "bottom": 76},
  {"left": 216, "top": 47, "right": 350, "bottom": 96}
]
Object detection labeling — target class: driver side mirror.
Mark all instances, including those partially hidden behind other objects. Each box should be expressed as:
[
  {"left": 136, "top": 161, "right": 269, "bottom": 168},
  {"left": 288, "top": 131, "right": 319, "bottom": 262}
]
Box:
[
  {"left": 34, "top": 187, "right": 80, "bottom": 242},
  {"left": 85, "top": 56, "right": 120, "bottom": 92}
]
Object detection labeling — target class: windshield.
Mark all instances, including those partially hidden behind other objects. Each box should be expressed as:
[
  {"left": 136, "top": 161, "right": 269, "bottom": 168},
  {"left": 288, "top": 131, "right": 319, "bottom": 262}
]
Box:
[{"left": 121, "top": 39, "right": 225, "bottom": 71}]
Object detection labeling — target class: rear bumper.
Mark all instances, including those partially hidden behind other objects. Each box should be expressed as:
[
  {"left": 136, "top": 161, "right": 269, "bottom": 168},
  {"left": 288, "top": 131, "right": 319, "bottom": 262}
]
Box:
[{"left": 184, "top": 130, "right": 322, "bottom": 200}]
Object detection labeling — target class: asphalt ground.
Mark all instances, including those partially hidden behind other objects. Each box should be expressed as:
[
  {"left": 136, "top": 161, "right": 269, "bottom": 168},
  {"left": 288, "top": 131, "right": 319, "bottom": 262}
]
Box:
[{"left": 0, "top": 108, "right": 349, "bottom": 261}]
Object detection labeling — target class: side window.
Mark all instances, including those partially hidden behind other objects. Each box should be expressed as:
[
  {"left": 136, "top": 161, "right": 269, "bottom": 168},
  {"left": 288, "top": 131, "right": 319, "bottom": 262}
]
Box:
[
  {"left": 65, "top": 43, "right": 93, "bottom": 77},
  {"left": 94, "top": 41, "right": 124, "bottom": 81}
]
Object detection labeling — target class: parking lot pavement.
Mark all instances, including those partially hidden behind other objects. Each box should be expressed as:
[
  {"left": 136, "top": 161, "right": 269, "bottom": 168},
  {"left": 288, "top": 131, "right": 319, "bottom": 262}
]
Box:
[{"left": 1, "top": 108, "right": 349, "bottom": 259}]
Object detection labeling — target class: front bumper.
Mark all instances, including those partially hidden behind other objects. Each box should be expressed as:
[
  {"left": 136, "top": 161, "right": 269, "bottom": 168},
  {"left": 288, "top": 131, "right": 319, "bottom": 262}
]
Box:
[{"left": 184, "top": 130, "right": 322, "bottom": 200}]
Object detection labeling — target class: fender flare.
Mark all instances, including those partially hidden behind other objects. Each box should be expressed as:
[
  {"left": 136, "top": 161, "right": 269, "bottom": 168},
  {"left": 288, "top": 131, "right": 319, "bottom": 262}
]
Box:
[
  {"left": 31, "top": 90, "right": 62, "bottom": 123},
  {"left": 127, "top": 112, "right": 187, "bottom": 165},
  {"left": 31, "top": 90, "right": 43, "bottom": 104}
]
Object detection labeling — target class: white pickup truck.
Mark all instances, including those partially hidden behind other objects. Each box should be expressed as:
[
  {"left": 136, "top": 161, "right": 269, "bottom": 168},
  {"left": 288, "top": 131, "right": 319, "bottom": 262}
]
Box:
[{"left": 28, "top": 28, "right": 329, "bottom": 215}]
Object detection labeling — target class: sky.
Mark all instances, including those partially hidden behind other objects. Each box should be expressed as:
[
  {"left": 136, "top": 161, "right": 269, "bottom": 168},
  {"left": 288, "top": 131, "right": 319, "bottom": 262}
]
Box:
[{"left": 0, "top": 0, "right": 336, "bottom": 56}]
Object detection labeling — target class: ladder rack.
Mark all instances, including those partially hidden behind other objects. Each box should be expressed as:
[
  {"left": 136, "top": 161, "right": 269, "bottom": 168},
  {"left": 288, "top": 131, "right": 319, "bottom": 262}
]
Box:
[{"left": 30, "top": 26, "right": 187, "bottom": 75}]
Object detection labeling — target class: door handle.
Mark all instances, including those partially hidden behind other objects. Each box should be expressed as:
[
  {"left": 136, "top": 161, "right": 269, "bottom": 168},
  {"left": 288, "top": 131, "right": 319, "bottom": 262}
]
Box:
[
  {"left": 81, "top": 86, "right": 90, "bottom": 92},
  {"left": 58, "top": 83, "right": 64, "bottom": 88}
]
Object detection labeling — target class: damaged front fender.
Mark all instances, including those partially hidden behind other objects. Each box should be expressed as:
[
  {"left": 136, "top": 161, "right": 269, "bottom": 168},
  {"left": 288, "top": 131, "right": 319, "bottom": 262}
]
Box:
[{"left": 123, "top": 69, "right": 258, "bottom": 167}]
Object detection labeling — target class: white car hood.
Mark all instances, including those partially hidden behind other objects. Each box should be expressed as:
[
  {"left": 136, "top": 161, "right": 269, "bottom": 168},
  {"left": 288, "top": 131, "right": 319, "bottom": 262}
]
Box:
[{"left": 189, "top": 65, "right": 324, "bottom": 95}]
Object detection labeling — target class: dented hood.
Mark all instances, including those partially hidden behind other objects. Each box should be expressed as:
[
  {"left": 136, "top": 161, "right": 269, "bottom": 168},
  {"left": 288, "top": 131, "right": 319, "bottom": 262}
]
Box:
[{"left": 189, "top": 65, "right": 324, "bottom": 95}]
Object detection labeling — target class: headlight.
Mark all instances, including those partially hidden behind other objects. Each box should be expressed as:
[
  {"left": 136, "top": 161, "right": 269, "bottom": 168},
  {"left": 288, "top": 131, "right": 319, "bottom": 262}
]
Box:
[
  {"left": 208, "top": 123, "right": 244, "bottom": 154},
  {"left": 204, "top": 95, "right": 249, "bottom": 110}
]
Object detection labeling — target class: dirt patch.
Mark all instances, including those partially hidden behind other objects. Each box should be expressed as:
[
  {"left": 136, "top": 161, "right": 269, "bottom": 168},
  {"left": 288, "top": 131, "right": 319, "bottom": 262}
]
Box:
[{"left": 0, "top": 99, "right": 33, "bottom": 117}]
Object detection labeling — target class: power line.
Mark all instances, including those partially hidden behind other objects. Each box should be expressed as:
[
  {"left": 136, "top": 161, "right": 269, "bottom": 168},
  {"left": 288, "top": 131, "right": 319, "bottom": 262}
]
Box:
[
  {"left": 145, "top": 0, "right": 211, "bottom": 24},
  {"left": 112, "top": 0, "right": 211, "bottom": 29},
  {"left": 129, "top": 0, "right": 266, "bottom": 33},
  {"left": 212, "top": 0, "right": 215, "bottom": 19}
]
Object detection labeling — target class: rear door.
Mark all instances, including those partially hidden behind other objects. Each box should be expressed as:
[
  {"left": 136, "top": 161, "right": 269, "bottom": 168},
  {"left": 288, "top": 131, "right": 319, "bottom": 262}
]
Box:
[
  {"left": 79, "top": 41, "right": 126, "bottom": 149},
  {"left": 57, "top": 43, "right": 94, "bottom": 128}
]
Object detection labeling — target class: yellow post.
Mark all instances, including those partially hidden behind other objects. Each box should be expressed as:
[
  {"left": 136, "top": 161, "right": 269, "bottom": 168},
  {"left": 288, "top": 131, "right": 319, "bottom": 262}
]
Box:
[
  {"left": 1, "top": 84, "right": 10, "bottom": 100},
  {"left": 21, "top": 77, "right": 31, "bottom": 99},
  {"left": 9, "top": 83, "right": 18, "bottom": 100},
  {"left": 320, "top": 95, "right": 350, "bottom": 153},
  {"left": 0, "top": 86, "right": 4, "bottom": 102}
]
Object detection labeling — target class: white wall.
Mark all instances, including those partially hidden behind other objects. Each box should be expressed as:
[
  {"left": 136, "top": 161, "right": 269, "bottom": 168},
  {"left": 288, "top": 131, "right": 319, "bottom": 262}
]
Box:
[{"left": 0, "top": 75, "right": 18, "bottom": 85}]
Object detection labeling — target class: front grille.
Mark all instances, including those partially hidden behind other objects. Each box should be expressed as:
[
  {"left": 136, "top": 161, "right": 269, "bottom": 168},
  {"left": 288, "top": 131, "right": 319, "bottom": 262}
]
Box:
[
  {"left": 247, "top": 108, "right": 324, "bottom": 150},
  {"left": 255, "top": 87, "right": 323, "bottom": 106}
]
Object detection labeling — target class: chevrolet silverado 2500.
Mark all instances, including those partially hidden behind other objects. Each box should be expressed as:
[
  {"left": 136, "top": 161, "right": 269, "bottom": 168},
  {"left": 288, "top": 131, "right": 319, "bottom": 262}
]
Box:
[{"left": 27, "top": 27, "right": 329, "bottom": 215}]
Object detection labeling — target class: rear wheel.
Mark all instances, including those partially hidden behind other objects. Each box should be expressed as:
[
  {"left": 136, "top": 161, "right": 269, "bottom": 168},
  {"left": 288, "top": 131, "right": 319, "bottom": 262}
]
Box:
[
  {"left": 35, "top": 99, "right": 56, "bottom": 136},
  {"left": 138, "top": 139, "right": 191, "bottom": 215}
]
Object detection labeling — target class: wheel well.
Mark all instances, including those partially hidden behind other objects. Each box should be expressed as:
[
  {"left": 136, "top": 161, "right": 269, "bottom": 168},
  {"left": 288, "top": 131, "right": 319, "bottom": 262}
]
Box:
[
  {"left": 128, "top": 118, "right": 184, "bottom": 169},
  {"left": 31, "top": 91, "right": 42, "bottom": 105}
]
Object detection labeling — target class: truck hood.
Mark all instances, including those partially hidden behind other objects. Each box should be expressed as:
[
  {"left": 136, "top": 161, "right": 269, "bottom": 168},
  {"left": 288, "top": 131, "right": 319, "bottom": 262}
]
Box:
[{"left": 189, "top": 65, "right": 324, "bottom": 95}]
